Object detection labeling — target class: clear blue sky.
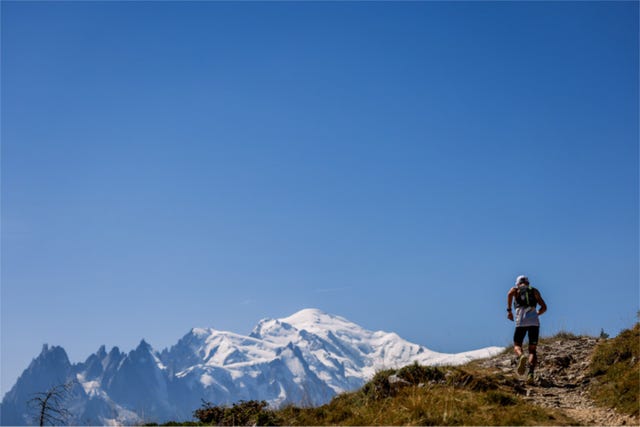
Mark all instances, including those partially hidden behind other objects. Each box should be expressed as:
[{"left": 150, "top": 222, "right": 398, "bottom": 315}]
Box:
[{"left": 1, "top": 1, "right": 638, "bottom": 398}]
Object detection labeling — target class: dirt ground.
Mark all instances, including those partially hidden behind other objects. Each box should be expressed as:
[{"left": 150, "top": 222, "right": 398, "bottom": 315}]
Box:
[{"left": 478, "top": 335, "right": 639, "bottom": 426}]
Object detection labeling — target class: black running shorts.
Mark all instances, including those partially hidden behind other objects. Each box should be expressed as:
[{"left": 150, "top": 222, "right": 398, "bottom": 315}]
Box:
[{"left": 513, "top": 326, "right": 540, "bottom": 346}]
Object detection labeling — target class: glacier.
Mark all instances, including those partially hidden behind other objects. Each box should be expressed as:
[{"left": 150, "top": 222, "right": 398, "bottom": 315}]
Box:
[{"left": 0, "top": 308, "right": 503, "bottom": 425}]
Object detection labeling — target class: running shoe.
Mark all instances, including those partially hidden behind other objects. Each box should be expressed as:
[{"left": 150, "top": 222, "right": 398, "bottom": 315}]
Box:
[
  {"left": 517, "top": 355, "right": 527, "bottom": 375},
  {"left": 526, "top": 372, "right": 535, "bottom": 385}
]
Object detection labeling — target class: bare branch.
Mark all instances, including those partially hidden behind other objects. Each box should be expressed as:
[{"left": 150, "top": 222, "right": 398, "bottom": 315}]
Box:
[{"left": 27, "top": 381, "right": 74, "bottom": 426}]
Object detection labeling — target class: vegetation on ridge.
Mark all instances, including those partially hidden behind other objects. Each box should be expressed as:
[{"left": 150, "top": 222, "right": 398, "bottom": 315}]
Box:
[
  {"left": 151, "top": 363, "right": 574, "bottom": 426},
  {"left": 589, "top": 321, "right": 639, "bottom": 417},
  {"left": 274, "top": 363, "right": 575, "bottom": 426}
]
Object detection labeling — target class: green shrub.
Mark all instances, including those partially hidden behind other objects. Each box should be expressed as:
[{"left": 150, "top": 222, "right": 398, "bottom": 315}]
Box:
[
  {"left": 484, "top": 390, "right": 517, "bottom": 406},
  {"left": 546, "top": 330, "right": 580, "bottom": 341},
  {"left": 360, "top": 368, "right": 396, "bottom": 400},
  {"left": 589, "top": 323, "right": 640, "bottom": 416},
  {"left": 193, "top": 399, "right": 278, "bottom": 426},
  {"left": 397, "top": 362, "right": 446, "bottom": 385}
]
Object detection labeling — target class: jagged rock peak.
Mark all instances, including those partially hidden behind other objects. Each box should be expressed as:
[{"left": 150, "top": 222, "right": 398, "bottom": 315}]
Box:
[
  {"left": 38, "top": 343, "right": 70, "bottom": 362},
  {"left": 136, "top": 339, "right": 151, "bottom": 350},
  {"left": 97, "top": 345, "right": 107, "bottom": 358}
]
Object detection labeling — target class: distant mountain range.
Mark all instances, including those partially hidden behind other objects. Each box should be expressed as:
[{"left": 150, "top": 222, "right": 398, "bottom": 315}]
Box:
[{"left": 0, "top": 308, "right": 503, "bottom": 425}]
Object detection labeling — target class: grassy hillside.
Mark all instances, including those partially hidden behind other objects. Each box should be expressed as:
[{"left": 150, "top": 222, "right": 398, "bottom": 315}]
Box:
[
  {"left": 589, "top": 322, "right": 640, "bottom": 417},
  {"left": 275, "top": 363, "right": 576, "bottom": 426},
  {"left": 172, "top": 363, "right": 576, "bottom": 426}
]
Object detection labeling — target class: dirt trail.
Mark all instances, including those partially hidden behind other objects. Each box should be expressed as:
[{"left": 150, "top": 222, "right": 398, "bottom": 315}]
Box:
[{"left": 478, "top": 336, "right": 639, "bottom": 426}]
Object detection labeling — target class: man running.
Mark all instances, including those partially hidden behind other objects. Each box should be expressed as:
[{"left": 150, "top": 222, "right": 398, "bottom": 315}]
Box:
[{"left": 507, "top": 275, "right": 547, "bottom": 383}]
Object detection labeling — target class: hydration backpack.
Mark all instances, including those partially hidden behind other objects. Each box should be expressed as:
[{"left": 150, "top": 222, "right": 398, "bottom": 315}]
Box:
[{"left": 515, "top": 285, "right": 537, "bottom": 308}]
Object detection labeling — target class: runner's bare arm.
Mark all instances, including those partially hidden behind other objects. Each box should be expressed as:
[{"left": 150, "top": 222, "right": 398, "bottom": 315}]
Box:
[
  {"left": 507, "top": 287, "right": 516, "bottom": 320},
  {"left": 534, "top": 289, "right": 547, "bottom": 316}
]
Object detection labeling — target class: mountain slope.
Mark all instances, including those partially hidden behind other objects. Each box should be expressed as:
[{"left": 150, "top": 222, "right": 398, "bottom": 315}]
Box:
[
  {"left": 0, "top": 308, "right": 502, "bottom": 425},
  {"left": 0, "top": 345, "right": 73, "bottom": 425}
]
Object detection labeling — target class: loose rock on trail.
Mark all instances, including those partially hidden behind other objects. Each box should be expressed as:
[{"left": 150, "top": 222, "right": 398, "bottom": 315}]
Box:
[{"left": 478, "top": 335, "right": 639, "bottom": 426}]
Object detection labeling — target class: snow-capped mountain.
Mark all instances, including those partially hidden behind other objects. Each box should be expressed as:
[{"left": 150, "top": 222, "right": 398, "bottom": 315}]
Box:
[{"left": 1, "top": 309, "right": 503, "bottom": 425}]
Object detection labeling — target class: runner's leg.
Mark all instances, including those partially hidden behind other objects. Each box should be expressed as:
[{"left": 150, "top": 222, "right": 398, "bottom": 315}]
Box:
[{"left": 528, "top": 326, "right": 540, "bottom": 370}]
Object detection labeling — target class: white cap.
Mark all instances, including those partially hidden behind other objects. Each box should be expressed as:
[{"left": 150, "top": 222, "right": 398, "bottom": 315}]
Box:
[{"left": 515, "top": 275, "right": 529, "bottom": 285}]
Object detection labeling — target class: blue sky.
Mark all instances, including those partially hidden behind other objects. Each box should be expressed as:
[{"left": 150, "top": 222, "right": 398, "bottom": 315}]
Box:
[{"left": 1, "top": 1, "right": 638, "bottom": 398}]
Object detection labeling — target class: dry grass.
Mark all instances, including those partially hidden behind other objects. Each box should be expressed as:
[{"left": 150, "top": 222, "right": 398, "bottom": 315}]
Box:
[
  {"left": 277, "top": 385, "right": 575, "bottom": 425},
  {"left": 275, "top": 364, "right": 577, "bottom": 426},
  {"left": 589, "top": 322, "right": 640, "bottom": 417}
]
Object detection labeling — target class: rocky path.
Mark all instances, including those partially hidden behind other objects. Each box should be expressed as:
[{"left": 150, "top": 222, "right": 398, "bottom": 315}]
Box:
[{"left": 478, "top": 336, "right": 639, "bottom": 426}]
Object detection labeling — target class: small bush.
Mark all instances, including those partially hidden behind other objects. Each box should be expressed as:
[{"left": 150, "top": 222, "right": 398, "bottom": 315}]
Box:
[
  {"left": 553, "top": 330, "right": 579, "bottom": 340},
  {"left": 193, "top": 399, "right": 278, "bottom": 426},
  {"left": 360, "top": 363, "right": 500, "bottom": 402},
  {"left": 397, "top": 362, "right": 446, "bottom": 385},
  {"left": 484, "top": 390, "right": 517, "bottom": 406},
  {"left": 360, "top": 368, "right": 396, "bottom": 400}
]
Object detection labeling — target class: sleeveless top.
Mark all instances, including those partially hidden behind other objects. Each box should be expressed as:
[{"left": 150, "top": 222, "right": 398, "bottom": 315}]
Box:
[{"left": 513, "top": 285, "right": 540, "bottom": 327}]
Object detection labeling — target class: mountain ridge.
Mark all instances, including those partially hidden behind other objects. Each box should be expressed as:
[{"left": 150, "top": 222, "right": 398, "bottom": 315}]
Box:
[{"left": 0, "top": 308, "right": 503, "bottom": 425}]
